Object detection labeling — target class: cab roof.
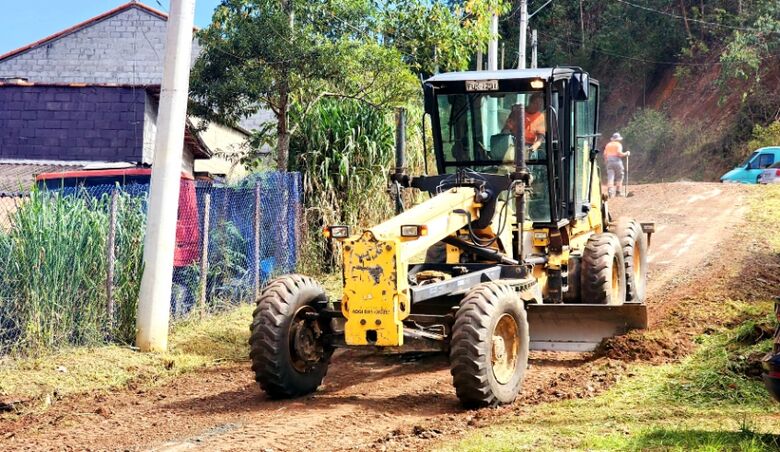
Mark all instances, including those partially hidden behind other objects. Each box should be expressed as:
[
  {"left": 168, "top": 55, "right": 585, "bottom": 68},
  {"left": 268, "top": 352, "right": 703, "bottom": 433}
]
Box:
[{"left": 425, "top": 67, "right": 583, "bottom": 84}]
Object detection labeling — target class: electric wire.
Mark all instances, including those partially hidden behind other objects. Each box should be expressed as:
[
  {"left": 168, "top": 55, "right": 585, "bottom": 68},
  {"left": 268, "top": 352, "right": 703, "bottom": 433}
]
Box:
[
  {"left": 612, "top": 0, "right": 780, "bottom": 35},
  {"left": 536, "top": 29, "right": 779, "bottom": 66}
]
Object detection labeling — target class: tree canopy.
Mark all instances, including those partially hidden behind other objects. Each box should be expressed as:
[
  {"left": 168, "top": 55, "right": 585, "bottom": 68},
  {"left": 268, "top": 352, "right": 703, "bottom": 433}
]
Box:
[{"left": 191, "top": 0, "right": 504, "bottom": 169}]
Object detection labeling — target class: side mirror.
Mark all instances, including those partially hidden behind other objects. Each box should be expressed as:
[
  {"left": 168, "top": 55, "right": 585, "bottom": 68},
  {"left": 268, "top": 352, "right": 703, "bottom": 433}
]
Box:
[{"left": 569, "top": 72, "right": 589, "bottom": 101}]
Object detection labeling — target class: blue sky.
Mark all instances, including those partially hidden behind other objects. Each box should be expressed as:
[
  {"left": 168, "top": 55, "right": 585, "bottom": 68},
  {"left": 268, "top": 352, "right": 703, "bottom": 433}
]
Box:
[{"left": 0, "top": 0, "right": 221, "bottom": 55}]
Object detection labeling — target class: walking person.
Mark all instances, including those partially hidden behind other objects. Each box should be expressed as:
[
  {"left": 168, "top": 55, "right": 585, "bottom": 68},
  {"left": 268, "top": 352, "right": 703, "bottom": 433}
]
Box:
[{"left": 604, "top": 132, "right": 630, "bottom": 198}]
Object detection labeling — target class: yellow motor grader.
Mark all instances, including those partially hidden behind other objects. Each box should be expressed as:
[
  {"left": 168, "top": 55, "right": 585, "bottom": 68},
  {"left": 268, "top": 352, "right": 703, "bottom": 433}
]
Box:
[{"left": 249, "top": 67, "right": 653, "bottom": 407}]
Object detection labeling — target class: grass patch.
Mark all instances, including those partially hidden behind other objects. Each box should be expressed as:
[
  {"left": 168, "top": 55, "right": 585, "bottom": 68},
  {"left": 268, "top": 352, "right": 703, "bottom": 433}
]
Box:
[
  {"left": 442, "top": 336, "right": 780, "bottom": 451},
  {"left": 0, "top": 304, "right": 253, "bottom": 406},
  {"left": 748, "top": 185, "right": 780, "bottom": 249}
]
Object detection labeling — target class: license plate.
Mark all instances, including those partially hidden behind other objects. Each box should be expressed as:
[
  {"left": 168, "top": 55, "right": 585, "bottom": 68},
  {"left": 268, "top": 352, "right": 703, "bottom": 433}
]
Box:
[{"left": 465, "top": 80, "right": 498, "bottom": 91}]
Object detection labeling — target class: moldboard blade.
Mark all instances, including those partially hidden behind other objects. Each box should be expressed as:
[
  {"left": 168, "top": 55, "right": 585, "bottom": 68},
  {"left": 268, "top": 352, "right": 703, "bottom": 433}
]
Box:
[{"left": 527, "top": 304, "right": 648, "bottom": 352}]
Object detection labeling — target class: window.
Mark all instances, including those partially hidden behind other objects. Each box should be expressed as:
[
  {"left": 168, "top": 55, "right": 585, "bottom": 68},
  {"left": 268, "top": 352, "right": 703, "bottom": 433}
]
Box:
[
  {"left": 573, "top": 84, "right": 598, "bottom": 214},
  {"left": 758, "top": 154, "right": 775, "bottom": 169},
  {"left": 436, "top": 91, "right": 546, "bottom": 171}
]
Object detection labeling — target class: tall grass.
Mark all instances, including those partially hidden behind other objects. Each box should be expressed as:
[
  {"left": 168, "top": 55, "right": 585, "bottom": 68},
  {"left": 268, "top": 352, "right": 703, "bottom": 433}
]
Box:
[
  {"left": 0, "top": 188, "right": 146, "bottom": 354},
  {"left": 291, "top": 98, "right": 396, "bottom": 272}
]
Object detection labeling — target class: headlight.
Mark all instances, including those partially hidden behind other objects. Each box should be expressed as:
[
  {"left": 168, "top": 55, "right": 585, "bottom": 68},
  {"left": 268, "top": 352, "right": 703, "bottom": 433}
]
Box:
[
  {"left": 324, "top": 225, "right": 350, "bottom": 239},
  {"left": 400, "top": 225, "right": 428, "bottom": 238}
]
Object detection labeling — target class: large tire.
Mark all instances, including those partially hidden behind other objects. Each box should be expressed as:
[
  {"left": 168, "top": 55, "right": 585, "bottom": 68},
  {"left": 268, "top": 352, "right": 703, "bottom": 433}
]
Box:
[
  {"left": 580, "top": 233, "right": 626, "bottom": 305},
  {"left": 614, "top": 218, "right": 648, "bottom": 303},
  {"left": 249, "top": 275, "right": 333, "bottom": 398},
  {"left": 450, "top": 282, "right": 529, "bottom": 408}
]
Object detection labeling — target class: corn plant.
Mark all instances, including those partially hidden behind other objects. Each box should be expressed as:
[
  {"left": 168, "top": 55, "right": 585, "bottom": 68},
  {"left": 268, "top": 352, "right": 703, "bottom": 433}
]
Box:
[{"left": 290, "top": 98, "right": 395, "bottom": 272}]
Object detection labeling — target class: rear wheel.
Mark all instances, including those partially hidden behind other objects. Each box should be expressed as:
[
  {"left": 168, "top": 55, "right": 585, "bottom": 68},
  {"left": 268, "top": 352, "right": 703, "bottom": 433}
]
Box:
[
  {"left": 450, "top": 282, "right": 529, "bottom": 408},
  {"left": 249, "top": 275, "right": 333, "bottom": 398},
  {"left": 581, "top": 233, "right": 626, "bottom": 305},
  {"left": 615, "top": 218, "right": 648, "bottom": 303}
]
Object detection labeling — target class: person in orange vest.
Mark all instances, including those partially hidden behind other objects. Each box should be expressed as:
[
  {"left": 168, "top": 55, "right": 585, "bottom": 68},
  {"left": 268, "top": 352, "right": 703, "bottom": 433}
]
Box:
[
  {"left": 503, "top": 93, "right": 546, "bottom": 153},
  {"left": 604, "top": 132, "right": 630, "bottom": 198}
]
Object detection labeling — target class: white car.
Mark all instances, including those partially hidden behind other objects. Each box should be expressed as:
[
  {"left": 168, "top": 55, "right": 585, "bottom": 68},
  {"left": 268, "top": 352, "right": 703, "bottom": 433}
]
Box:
[{"left": 759, "top": 162, "right": 780, "bottom": 184}]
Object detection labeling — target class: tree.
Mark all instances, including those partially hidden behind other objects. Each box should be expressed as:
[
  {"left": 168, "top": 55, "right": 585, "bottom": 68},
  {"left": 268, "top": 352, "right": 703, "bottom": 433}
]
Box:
[
  {"left": 383, "top": 0, "right": 508, "bottom": 76},
  {"left": 190, "top": 0, "right": 416, "bottom": 170}
]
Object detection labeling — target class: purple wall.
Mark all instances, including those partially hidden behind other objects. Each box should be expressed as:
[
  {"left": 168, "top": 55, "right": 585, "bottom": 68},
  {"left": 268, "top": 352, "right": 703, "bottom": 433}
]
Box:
[{"left": 0, "top": 85, "right": 145, "bottom": 162}]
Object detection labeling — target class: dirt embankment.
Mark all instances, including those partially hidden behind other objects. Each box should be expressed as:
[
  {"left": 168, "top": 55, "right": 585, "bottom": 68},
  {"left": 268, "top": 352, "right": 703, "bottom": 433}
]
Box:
[
  {"left": 598, "top": 52, "right": 780, "bottom": 183},
  {"left": 0, "top": 182, "right": 771, "bottom": 451}
]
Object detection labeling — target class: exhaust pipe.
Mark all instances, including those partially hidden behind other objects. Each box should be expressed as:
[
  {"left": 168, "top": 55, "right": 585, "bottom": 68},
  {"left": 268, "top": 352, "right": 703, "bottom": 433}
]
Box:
[{"left": 392, "top": 108, "right": 407, "bottom": 213}]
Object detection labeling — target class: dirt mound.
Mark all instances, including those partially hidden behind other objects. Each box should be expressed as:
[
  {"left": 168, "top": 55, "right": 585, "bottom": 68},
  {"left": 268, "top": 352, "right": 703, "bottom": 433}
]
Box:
[{"left": 599, "top": 330, "right": 695, "bottom": 363}]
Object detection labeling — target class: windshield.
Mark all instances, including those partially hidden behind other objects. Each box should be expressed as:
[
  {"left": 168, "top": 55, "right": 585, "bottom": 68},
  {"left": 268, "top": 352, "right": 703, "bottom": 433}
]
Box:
[
  {"left": 436, "top": 91, "right": 549, "bottom": 172},
  {"left": 435, "top": 90, "right": 553, "bottom": 222},
  {"left": 741, "top": 152, "right": 758, "bottom": 167}
]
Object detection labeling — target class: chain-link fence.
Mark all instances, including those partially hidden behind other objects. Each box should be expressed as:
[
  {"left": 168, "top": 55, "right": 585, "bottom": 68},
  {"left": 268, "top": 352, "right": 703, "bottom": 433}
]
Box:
[{"left": 0, "top": 172, "right": 301, "bottom": 355}]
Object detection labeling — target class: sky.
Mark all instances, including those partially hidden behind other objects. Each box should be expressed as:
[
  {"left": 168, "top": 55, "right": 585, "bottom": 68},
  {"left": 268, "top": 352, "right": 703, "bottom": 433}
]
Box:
[{"left": 0, "top": 0, "right": 222, "bottom": 55}]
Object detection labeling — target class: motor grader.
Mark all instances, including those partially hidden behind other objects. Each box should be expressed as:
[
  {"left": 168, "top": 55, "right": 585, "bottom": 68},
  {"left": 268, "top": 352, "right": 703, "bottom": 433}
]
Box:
[{"left": 249, "top": 67, "right": 653, "bottom": 407}]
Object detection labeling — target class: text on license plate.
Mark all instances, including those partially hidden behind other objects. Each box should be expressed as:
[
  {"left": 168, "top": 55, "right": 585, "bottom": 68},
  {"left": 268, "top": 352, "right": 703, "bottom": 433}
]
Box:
[{"left": 465, "top": 80, "right": 498, "bottom": 91}]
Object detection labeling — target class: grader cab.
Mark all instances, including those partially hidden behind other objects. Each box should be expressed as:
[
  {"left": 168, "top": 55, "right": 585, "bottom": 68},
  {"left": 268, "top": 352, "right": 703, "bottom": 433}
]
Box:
[{"left": 249, "top": 67, "right": 652, "bottom": 407}]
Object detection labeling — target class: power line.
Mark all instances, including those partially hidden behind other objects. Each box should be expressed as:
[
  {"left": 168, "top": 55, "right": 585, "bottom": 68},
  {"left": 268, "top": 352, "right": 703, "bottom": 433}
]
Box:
[
  {"left": 612, "top": 0, "right": 780, "bottom": 35},
  {"left": 537, "top": 30, "right": 777, "bottom": 66}
]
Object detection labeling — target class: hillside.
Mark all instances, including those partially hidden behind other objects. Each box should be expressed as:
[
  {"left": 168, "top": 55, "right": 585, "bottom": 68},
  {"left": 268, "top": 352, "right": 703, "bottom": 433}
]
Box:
[{"left": 597, "top": 52, "right": 780, "bottom": 182}]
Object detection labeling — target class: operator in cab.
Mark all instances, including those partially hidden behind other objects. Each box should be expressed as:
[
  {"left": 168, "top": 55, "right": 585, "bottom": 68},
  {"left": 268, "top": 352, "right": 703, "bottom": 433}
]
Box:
[{"left": 502, "top": 93, "right": 546, "bottom": 155}]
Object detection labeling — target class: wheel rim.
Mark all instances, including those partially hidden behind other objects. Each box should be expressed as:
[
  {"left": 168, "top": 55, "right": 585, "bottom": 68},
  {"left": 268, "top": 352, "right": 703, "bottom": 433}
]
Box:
[
  {"left": 611, "top": 257, "right": 620, "bottom": 303},
  {"left": 288, "top": 306, "right": 325, "bottom": 374},
  {"left": 633, "top": 246, "right": 643, "bottom": 294},
  {"left": 492, "top": 313, "right": 520, "bottom": 385}
]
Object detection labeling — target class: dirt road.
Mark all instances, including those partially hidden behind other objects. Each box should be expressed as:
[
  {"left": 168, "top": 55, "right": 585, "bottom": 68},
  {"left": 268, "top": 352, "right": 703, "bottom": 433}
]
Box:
[{"left": 0, "top": 182, "right": 753, "bottom": 451}]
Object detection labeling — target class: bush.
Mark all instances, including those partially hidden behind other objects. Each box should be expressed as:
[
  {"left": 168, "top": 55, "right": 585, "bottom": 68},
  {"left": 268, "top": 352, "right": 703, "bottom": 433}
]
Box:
[
  {"left": 748, "top": 120, "right": 780, "bottom": 151},
  {"left": 621, "top": 109, "right": 671, "bottom": 164}
]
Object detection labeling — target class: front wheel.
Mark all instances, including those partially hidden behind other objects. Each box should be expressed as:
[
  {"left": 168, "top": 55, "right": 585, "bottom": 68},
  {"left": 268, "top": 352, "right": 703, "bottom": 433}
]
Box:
[
  {"left": 249, "top": 275, "right": 333, "bottom": 398},
  {"left": 581, "top": 233, "right": 626, "bottom": 305},
  {"left": 450, "top": 282, "right": 530, "bottom": 408},
  {"left": 615, "top": 219, "right": 648, "bottom": 303}
]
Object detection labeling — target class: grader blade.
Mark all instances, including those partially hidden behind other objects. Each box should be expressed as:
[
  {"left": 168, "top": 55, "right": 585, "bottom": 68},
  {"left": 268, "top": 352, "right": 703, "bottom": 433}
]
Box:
[{"left": 527, "top": 304, "right": 648, "bottom": 352}]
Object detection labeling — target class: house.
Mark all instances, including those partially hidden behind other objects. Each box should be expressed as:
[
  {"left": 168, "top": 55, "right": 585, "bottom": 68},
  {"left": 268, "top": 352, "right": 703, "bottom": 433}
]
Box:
[
  {"left": 0, "top": 81, "right": 208, "bottom": 178},
  {"left": 0, "top": 1, "right": 270, "bottom": 192}
]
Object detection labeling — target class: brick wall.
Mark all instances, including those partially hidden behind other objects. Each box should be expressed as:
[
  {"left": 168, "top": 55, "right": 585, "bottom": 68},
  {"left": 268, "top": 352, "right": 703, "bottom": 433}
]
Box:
[
  {"left": 0, "top": 85, "right": 146, "bottom": 162},
  {"left": 0, "top": 6, "right": 200, "bottom": 84}
]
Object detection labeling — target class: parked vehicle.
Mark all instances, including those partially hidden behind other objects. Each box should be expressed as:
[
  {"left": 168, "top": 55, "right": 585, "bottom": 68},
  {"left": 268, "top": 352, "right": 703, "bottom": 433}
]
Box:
[
  {"left": 721, "top": 147, "right": 780, "bottom": 184},
  {"left": 758, "top": 161, "right": 780, "bottom": 184}
]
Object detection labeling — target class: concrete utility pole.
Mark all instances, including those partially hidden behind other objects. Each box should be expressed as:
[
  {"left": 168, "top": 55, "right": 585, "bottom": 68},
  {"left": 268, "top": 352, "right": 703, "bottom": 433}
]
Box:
[
  {"left": 531, "top": 29, "right": 538, "bottom": 69},
  {"left": 487, "top": 14, "right": 499, "bottom": 71},
  {"left": 136, "top": 0, "right": 197, "bottom": 352},
  {"left": 518, "top": 0, "right": 528, "bottom": 69}
]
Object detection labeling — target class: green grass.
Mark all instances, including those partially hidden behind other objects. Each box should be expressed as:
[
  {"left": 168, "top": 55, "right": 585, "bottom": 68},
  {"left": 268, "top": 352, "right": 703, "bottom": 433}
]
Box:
[
  {"left": 0, "top": 304, "right": 253, "bottom": 407},
  {"left": 441, "top": 330, "right": 780, "bottom": 451}
]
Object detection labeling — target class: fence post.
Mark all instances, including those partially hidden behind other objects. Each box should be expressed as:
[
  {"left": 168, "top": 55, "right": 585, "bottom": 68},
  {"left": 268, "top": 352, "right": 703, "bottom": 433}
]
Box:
[
  {"left": 106, "top": 188, "right": 118, "bottom": 334},
  {"left": 254, "top": 182, "right": 262, "bottom": 301},
  {"left": 198, "top": 190, "right": 211, "bottom": 316}
]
